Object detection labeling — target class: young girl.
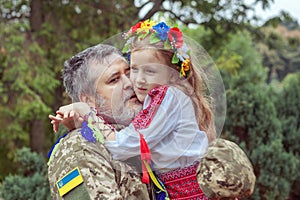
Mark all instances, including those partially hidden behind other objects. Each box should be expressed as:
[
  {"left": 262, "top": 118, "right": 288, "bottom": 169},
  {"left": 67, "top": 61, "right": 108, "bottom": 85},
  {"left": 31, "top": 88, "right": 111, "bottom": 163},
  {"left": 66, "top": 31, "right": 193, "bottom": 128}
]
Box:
[{"left": 51, "top": 20, "right": 216, "bottom": 199}]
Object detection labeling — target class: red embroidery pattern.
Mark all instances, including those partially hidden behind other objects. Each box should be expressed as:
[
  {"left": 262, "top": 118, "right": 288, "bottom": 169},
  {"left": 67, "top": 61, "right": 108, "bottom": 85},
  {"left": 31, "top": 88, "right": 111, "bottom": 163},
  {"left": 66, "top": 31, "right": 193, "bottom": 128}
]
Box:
[
  {"left": 132, "top": 85, "right": 169, "bottom": 130},
  {"left": 158, "top": 162, "right": 209, "bottom": 200}
]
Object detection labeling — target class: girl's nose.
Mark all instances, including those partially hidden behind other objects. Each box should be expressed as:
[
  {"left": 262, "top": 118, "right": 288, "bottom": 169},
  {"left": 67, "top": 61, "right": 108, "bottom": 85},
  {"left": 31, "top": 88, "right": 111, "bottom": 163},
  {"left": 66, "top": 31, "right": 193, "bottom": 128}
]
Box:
[{"left": 136, "top": 71, "right": 146, "bottom": 84}]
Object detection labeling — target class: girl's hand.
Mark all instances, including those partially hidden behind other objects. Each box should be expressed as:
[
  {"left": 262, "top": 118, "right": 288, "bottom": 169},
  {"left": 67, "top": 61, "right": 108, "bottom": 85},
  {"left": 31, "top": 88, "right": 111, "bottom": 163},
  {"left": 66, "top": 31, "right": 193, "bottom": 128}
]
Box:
[
  {"left": 49, "top": 111, "right": 83, "bottom": 132},
  {"left": 49, "top": 113, "right": 63, "bottom": 132},
  {"left": 57, "top": 102, "right": 91, "bottom": 117},
  {"left": 49, "top": 102, "right": 89, "bottom": 132}
]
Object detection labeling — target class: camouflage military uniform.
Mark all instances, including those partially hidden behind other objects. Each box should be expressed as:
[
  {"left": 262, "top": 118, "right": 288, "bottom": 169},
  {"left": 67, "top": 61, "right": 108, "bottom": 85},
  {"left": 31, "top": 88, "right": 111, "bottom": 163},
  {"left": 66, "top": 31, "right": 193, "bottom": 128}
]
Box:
[
  {"left": 48, "top": 129, "right": 151, "bottom": 200},
  {"left": 197, "top": 138, "right": 256, "bottom": 200}
]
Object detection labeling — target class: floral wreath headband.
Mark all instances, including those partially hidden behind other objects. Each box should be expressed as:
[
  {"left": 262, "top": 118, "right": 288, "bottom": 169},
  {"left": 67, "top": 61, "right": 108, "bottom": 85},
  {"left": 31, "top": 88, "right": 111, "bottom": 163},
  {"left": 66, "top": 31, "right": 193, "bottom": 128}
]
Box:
[{"left": 122, "top": 19, "right": 191, "bottom": 78}]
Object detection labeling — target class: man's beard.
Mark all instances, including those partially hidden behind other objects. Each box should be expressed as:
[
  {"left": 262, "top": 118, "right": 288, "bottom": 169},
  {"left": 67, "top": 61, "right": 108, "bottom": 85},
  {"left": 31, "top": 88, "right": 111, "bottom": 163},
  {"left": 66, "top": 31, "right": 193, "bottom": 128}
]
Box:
[{"left": 94, "top": 93, "right": 140, "bottom": 126}]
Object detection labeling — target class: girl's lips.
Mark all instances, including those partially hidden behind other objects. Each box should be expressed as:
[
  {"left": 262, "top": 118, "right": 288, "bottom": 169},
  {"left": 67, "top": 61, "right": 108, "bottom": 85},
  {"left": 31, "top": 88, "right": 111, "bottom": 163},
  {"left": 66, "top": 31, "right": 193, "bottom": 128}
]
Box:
[{"left": 137, "top": 87, "right": 147, "bottom": 91}]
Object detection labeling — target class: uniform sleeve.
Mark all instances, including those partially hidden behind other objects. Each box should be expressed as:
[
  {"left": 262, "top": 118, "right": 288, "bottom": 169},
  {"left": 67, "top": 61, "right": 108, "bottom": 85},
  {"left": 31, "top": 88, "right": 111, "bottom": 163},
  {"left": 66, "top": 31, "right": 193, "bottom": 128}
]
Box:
[
  {"left": 48, "top": 131, "right": 149, "bottom": 200},
  {"left": 105, "top": 87, "right": 187, "bottom": 161}
]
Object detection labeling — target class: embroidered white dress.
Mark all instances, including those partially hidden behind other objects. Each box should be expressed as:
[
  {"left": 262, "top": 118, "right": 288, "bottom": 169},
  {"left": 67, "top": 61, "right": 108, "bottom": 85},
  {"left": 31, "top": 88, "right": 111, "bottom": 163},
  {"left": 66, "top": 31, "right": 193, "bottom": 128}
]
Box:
[{"left": 105, "top": 85, "right": 208, "bottom": 172}]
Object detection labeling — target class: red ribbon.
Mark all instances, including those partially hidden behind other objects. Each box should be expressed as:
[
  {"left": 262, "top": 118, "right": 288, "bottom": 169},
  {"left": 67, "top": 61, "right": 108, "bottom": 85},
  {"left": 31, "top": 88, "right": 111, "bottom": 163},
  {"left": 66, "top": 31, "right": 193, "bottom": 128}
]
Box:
[{"left": 139, "top": 133, "right": 151, "bottom": 184}]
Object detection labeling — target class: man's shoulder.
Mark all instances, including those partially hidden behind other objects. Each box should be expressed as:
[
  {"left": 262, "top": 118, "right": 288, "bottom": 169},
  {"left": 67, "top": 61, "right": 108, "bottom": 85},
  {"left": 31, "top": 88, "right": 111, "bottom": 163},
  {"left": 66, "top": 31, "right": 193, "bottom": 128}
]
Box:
[
  {"left": 58, "top": 129, "right": 92, "bottom": 149},
  {"left": 48, "top": 129, "right": 111, "bottom": 170},
  {"left": 47, "top": 129, "right": 112, "bottom": 199}
]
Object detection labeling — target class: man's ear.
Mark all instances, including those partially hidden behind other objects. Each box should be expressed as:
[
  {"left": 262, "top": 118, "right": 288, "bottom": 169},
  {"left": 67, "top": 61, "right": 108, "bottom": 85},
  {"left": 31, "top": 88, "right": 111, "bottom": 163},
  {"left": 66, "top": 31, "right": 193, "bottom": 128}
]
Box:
[{"left": 79, "top": 94, "right": 95, "bottom": 107}]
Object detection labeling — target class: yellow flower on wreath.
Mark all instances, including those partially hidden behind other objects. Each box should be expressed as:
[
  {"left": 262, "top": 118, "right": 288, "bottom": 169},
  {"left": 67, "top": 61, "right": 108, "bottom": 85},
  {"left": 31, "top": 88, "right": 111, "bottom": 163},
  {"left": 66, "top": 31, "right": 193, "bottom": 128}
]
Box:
[
  {"left": 180, "top": 59, "right": 190, "bottom": 78},
  {"left": 138, "top": 19, "right": 157, "bottom": 32}
]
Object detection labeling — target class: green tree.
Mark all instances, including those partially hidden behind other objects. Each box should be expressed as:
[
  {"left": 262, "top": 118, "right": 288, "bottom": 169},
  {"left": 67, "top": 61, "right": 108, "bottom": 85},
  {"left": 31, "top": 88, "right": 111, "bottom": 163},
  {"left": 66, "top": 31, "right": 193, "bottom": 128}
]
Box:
[
  {"left": 256, "top": 12, "right": 300, "bottom": 83},
  {"left": 0, "top": 147, "right": 50, "bottom": 200},
  {"left": 213, "top": 31, "right": 299, "bottom": 199},
  {"left": 3, "top": 3, "right": 294, "bottom": 200},
  {"left": 0, "top": 0, "right": 276, "bottom": 180},
  {"left": 276, "top": 73, "right": 300, "bottom": 199},
  {"left": 0, "top": 21, "right": 58, "bottom": 172}
]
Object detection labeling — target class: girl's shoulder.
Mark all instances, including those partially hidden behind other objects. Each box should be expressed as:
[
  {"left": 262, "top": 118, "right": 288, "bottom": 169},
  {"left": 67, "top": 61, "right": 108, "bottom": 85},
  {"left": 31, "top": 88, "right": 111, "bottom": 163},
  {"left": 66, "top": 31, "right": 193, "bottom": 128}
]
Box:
[
  {"left": 144, "top": 85, "right": 190, "bottom": 110},
  {"left": 146, "top": 85, "right": 187, "bottom": 102},
  {"left": 166, "top": 85, "right": 190, "bottom": 100}
]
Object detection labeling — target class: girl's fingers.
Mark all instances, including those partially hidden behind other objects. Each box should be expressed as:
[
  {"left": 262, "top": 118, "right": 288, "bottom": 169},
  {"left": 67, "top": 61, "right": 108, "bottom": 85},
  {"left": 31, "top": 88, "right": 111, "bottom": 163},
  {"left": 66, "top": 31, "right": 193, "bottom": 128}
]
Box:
[
  {"left": 49, "top": 114, "right": 57, "bottom": 120},
  {"left": 64, "top": 110, "right": 70, "bottom": 119},
  {"left": 53, "top": 124, "right": 58, "bottom": 132},
  {"left": 51, "top": 109, "right": 84, "bottom": 131},
  {"left": 70, "top": 110, "right": 75, "bottom": 118},
  {"left": 56, "top": 110, "right": 64, "bottom": 116},
  {"left": 49, "top": 114, "right": 64, "bottom": 132},
  {"left": 49, "top": 114, "right": 63, "bottom": 121},
  {"left": 51, "top": 120, "right": 59, "bottom": 132}
]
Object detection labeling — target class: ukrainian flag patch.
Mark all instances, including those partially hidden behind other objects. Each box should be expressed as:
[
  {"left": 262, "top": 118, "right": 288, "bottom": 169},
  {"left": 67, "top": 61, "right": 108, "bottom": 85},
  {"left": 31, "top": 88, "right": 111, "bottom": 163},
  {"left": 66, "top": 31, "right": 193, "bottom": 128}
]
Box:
[{"left": 56, "top": 167, "right": 84, "bottom": 197}]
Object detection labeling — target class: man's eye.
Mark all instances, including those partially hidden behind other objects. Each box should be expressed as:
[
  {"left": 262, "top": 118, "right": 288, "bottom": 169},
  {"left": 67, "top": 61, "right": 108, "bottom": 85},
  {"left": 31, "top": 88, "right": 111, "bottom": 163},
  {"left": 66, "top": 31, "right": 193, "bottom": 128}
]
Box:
[{"left": 109, "top": 77, "right": 119, "bottom": 83}]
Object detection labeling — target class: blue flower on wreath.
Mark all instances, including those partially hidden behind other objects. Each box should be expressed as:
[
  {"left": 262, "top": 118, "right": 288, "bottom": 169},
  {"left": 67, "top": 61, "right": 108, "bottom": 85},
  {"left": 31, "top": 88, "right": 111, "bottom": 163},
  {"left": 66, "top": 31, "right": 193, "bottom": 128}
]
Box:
[{"left": 152, "top": 22, "right": 170, "bottom": 41}]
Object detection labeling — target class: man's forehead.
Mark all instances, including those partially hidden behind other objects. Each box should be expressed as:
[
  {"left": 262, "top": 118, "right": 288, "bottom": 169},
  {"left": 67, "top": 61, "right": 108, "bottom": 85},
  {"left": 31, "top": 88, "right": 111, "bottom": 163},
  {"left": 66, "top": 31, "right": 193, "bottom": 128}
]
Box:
[
  {"left": 90, "top": 53, "right": 127, "bottom": 79},
  {"left": 91, "top": 53, "right": 125, "bottom": 69},
  {"left": 91, "top": 53, "right": 124, "bottom": 66}
]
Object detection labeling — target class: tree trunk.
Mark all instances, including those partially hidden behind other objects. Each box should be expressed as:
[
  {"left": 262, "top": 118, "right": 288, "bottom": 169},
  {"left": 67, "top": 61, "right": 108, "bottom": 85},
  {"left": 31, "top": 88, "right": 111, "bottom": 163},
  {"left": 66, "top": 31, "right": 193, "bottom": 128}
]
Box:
[
  {"left": 30, "top": 119, "right": 46, "bottom": 154},
  {"left": 30, "top": 0, "right": 43, "bottom": 32},
  {"left": 29, "top": 0, "right": 46, "bottom": 154}
]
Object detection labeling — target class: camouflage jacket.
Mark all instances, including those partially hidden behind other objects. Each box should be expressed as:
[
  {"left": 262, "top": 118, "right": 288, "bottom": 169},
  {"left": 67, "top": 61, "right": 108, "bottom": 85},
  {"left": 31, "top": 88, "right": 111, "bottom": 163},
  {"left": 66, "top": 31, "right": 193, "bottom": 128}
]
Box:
[
  {"left": 48, "top": 129, "right": 151, "bottom": 200},
  {"left": 197, "top": 138, "right": 256, "bottom": 199}
]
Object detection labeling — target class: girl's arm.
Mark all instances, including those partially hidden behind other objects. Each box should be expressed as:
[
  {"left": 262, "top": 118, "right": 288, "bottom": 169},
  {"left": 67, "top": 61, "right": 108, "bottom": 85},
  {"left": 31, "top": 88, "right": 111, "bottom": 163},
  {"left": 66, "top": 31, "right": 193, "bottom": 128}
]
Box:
[
  {"left": 105, "top": 86, "right": 193, "bottom": 161},
  {"left": 49, "top": 102, "right": 116, "bottom": 140}
]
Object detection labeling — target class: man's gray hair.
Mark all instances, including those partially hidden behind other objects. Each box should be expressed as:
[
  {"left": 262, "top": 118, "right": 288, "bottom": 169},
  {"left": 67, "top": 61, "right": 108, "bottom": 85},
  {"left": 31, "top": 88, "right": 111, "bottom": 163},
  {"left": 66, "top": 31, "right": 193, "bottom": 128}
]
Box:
[{"left": 63, "top": 44, "right": 121, "bottom": 102}]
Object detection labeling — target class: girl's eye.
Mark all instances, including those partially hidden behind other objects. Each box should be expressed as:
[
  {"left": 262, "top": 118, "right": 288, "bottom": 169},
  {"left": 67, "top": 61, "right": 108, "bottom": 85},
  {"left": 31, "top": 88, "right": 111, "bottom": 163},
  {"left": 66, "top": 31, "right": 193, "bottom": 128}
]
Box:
[
  {"left": 146, "top": 69, "right": 155, "bottom": 74},
  {"left": 131, "top": 67, "right": 138, "bottom": 73}
]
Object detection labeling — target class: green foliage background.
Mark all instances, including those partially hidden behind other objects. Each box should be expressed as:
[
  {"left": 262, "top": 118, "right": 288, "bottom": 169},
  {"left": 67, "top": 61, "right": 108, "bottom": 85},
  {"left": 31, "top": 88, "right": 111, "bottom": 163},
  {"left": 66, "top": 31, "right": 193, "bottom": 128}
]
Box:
[{"left": 0, "top": 0, "right": 299, "bottom": 199}]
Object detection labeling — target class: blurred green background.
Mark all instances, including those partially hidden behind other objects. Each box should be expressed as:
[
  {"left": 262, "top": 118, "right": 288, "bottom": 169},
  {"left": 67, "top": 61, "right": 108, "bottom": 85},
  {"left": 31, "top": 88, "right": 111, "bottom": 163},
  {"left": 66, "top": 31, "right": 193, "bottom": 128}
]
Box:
[{"left": 0, "top": 0, "right": 299, "bottom": 199}]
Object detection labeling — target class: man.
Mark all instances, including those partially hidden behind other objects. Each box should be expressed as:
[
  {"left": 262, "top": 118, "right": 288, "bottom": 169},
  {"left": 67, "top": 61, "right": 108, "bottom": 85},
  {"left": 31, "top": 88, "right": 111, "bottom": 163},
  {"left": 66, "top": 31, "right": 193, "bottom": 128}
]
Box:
[
  {"left": 48, "top": 43, "right": 256, "bottom": 200},
  {"left": 48, "top": 44, "right": 151, "bottom": 199}
]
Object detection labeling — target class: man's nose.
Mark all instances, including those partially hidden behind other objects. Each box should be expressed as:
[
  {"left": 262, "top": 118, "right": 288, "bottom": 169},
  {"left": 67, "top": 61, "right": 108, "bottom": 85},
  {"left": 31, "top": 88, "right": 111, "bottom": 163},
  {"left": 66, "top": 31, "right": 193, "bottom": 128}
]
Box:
[{"left": 122, "top": 75, "right": 133, "bottom": 89}]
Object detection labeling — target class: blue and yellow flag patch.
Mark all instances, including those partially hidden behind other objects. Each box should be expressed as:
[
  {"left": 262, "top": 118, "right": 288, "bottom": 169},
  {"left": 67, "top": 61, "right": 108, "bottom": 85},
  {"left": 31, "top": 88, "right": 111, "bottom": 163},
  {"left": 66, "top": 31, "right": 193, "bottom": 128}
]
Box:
[{"left": 56, "top": 167, "right": 84, "bottom": 197}]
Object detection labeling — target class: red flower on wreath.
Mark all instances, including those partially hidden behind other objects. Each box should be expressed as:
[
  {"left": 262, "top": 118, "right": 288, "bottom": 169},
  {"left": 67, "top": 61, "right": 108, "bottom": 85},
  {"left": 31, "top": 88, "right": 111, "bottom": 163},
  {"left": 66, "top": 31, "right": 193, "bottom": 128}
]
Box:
[
  {"left": 168, "top": 27, "right": 183, "bottom": 48},
  {"left": 130, "top": 21, "right": 142, "bottom": 33}
]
